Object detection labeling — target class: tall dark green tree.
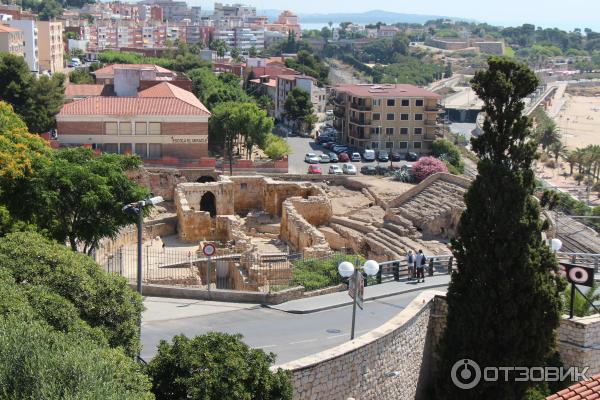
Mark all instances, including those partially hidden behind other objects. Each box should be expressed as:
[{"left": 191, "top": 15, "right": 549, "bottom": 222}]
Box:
[
  {"left": 283, "top": 87, "right": 316, "bottom": 134},
  {"left": 435, "top": 57, "right": 564, "bottom": 400}
]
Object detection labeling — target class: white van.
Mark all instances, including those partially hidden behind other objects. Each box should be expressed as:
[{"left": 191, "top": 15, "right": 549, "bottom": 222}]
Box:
[{"left": 363, "top": 149, "right": 376, "bottom": 161}]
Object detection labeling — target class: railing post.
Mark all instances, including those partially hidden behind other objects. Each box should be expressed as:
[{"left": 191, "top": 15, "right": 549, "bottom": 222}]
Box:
[
  {"left": 119, "top": 247, "right": 124, "bottom": 276},
  {"left": 428, "top": 258, "right": 434, "bottom": 276},
  {"left": 362, "top": 271, "right": 368, "bottom": 287},
  {"left": 447, "top": 256, "right": 453, "bottom": 274},
  {"left": 376, "top": 264, "right": 382, "bottom": 284},
  {"left": 393, "top": 261, "right": 400, "bottom": 281}
]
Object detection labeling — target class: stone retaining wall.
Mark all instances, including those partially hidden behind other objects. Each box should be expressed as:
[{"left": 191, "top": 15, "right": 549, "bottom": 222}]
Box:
[
  {"left": 274, "top": 291, "right": 447, "bottom": 400},
  {"left": 558, "top": 314, "right": 600, "bottom": 375}
]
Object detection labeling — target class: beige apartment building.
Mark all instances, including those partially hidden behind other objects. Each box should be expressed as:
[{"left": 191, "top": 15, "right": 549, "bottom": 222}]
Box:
[
  {"left": 333, "top": 84, "right": 443, "bottom": 154},
  {"left": 0, "top": 25, "right": 25, "bottom": 58},
  {"left": 36, "top": 21, "right": 63, "bottom": 73}
]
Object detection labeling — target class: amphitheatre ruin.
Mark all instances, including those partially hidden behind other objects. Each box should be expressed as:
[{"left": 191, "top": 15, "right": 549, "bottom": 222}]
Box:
[{"left": 97, "top": 169, "right": 472, "bottom": 293}]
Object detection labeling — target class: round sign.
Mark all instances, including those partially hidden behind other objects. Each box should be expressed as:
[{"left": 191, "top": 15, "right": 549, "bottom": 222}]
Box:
[{"left": 202, "top": 243, "right": 217, "bottom": 257}]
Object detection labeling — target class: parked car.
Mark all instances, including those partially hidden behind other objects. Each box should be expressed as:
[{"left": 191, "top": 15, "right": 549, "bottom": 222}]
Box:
[
  {"left": 376, "top": 165, "right": 390, "bottom": 175},
  {"left": 325, "top": 110, "right": 334, "bottom": 116},
  {"left": 361, "top": 165, "right": 377, "bottom": 175},
  {"left": 307, "top": 164, "right": 322, "bottom": 174},
  {"left": 319, "top": 153, "right": 331, "bottom": 163},
  {"left": 328, "top": 165, "right": 343, "bottom": 175},
  {"left": 342, "top": 163, "right": 357, "bottom": 175},
  {"left": 328, "top": 152, "right": 339, "bottom": 162},
  {"left": 305, "top": 153, "right": 320, "bottom": 164},
  {"left": 323, "top": 142, "right": 335, "bottom": 150},
  {"left": 316, "top": 135, "right": 333, "bottom": 144},
  {"left": 391, "top": 152, "right": 402, "bottom": 162},
  {"left": 405, "top": 152, "right": 419, "bottom": 161},
  {"left": 339, "top": 152, "right": 350, "bottom": 162},
  {"left": 333, "top": 146, "right": 349, "bottom": 155},
  {"left": 377, "top": 151, "right": 389, "bottom": 162},
  {"left": 362, "top": 149, "right": 376, "bottom": 162},
  {"left": 351, "top": 152, "right": 362, "bottom": 162}
]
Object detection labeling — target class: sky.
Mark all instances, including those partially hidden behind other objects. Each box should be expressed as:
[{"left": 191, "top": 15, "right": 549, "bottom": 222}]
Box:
[{"left": 187, "top": 0, "right": 600, "bottom": 31}]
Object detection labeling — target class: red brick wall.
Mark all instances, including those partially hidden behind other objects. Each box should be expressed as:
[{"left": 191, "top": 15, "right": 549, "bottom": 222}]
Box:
[
  {"left": 58, "top": 121, "right": 104, "bottom": 135},
  {"left": 161, "top": 122, "right": 208, "bottom": 135}
]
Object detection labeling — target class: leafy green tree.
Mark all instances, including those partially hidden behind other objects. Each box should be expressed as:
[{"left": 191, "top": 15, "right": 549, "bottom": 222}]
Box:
[
  {"left": 0, "top": 316, "right": 152, "bottom": 400},
  {"left": 248, "top": 45, "right": 258, "bottom": 58},
  {"left": 210, "top": 39, "right": 229, "bottom": 59},
  {"left": 263, "top": 134, "right": 291, "bottom": 160},
  {"left": 26, "top": 148, "right": 148, "bottom": 253},
  {"left": 436, "top": 58, "right": 565, "bottom": 399},
  {"left": 37, "top": 0, "right": 63, "bottom": 20},
  {"left": 548, "top": 141, "right": 567, "bottom": 163},
  {"left": 444, "top": 62, "right": 453, "bottom": 78},
  {"left": 70, "top": 67, "right": 95, "bottom": 84},
  {"left": 283, "top": 87, "right": 316, "bottom": 133},
  {"left": 431, "top": 139, "right": 464, "bottom": 173},
  {"left": 146, "top": 332, "right": 292, "bottom": 400},
  {"left": 230, "top": 47, "right": 240, "bottom": 61},
  {"left": 0, "top": 231, "right": 144, "bottom": 356},
  {"left": 563, "top": 281, "right": 600, "bottom": 317}
]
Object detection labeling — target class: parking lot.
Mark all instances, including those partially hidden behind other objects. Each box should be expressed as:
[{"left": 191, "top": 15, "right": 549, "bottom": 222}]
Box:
[{"left": 286, "top": 135, "right": 415, "bottom": 176}]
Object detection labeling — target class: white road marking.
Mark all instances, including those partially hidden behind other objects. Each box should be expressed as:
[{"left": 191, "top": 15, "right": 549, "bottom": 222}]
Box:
[
  {"left": 255, "top": 345, "right": 278, "bottom": 349},
  {"left": 289, "top": 339, "right": 318, "bottom": 345},
  {"left": 326, "top": 334, "right": 347, "bottom": 339}
]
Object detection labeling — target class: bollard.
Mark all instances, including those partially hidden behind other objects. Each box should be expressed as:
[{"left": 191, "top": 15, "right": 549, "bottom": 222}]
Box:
[
  {"left": 447, "top": 256, "right": 453, "bottom": 274},
  {"left": 377, "top": 264, "right": 382, "bottom": 284},
  {"left": 428, "top": 258, "right": 434, "bottom": 276},
  {"left": 393, "top": 262, "right": 400, "bottom": 281}
]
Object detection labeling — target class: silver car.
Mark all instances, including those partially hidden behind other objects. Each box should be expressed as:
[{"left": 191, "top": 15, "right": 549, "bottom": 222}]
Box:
[
  {"left": 342, "top": 163, "right": 357, "bottom": 175},
  {"left": 305, "top": 153, "right": 320, "bottom": 164},
  {"left": 320, "top": 154, "right": 331, "bottom": 163},
  {"left": 328, "top": 165, "right": 343, "bottom": 175}
]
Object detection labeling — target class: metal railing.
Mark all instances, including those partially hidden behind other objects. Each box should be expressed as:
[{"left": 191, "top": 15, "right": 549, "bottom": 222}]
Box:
[{"left": 376, "top": 255, "right": 455, "bottom": 284}]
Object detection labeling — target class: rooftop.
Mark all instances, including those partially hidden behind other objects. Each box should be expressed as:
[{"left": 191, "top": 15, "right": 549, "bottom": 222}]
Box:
[
  {"left": 0, "top": 25, "right": 22, "bottom": 33},
  {"left": 92, "top": 64, "right": 174, "bottom": 77},
  {"left": 335, "top": 83, "right": 441, "bottom": 99},
  {"left": 546, "top": 374, "right": 600, "bottom": 400},
  {"left": 64, "top": 84, "right": 107, "bottom": 98},
  {"left": 278, "top": 74, "right": 317, "bottom": 82}
]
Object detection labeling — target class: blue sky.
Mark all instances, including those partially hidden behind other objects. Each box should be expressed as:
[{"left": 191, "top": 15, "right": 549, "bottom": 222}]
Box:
[{"left": 189, "top": 0, "right": 600, "bottom": 31}]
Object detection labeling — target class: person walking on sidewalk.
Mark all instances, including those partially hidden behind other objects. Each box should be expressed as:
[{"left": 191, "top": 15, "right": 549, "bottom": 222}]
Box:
[
  {"left": 406, "top": 250, "right": 414, "bottom": 281},
  {"left": 415, "top": 249, "right": 427, "bottom": 283}
]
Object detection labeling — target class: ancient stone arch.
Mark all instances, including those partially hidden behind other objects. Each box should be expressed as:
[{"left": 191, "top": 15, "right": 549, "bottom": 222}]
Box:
[
  {"left": 200, "top": 191, "right": 217, "bottom": 217},
  {"left": 197, "top": 176, "right": 216, "bottom": 183}
]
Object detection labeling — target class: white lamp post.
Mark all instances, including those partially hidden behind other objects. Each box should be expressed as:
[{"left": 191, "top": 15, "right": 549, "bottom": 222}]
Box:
[
  {"left": 551, "top": 238, "right": 563, "bottom": 253},
  {"left": 338, "top": 259, "right": 380, "bottom": 340}
]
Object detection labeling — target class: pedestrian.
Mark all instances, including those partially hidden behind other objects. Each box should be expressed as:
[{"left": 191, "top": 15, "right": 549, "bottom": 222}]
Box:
[
  {"left": 416, "top": 249, "right": 427, "bottom": 283},
  {"left": 406, "top": 250, "right": 414, "bottom": 281}
]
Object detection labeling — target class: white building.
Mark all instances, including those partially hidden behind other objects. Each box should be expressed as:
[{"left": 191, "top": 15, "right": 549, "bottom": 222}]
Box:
[{"left": 7, "top": 19, "right": 38, "bottom": 72}]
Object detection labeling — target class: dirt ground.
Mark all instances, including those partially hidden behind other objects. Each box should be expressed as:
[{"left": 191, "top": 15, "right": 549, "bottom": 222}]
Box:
[
  {"left": 535, "top": 161, "right": 600, "bottom": 206},
  {"left": 555, "top": 94, "right": 600, "bottom": 149}
]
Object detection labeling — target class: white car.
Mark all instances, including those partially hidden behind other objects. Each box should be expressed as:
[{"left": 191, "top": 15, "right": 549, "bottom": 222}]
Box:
[
  {"left": 325, "top": 110, "right": 334, "bottom": 116},
  {"left": 329, "top": 165, "right": 343, "bottom": 175},
  {"left": 363, "top": 149, "right": 376, "bottom": 161},
  {"left": 342, "top": 163, "right": 357, "bottom": 175},
  {"left": 320, "top": 153, "right": 331, "bottom": 163},
  {"left": 305, "top": 153, "right": 320, "bottom": 164}
]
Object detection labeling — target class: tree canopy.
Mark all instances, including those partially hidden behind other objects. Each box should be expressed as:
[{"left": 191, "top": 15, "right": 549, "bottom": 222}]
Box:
[
  {"left": 146, "top": 332, "right": 292, "bottom": 400},
  {"left": 436, "top": 57, "right": 564, "bottom": 399},
  {"left": 283, "top": 87, "right": 316, "bottom": 133}
]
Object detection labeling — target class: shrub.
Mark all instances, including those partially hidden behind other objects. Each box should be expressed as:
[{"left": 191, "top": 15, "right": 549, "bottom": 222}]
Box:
[
  {"left": 393, "top": 168, "right": 414, "bottom": 183},
  {"left": 291, "top": 254, "right": 365, "bottom": 291},
  {"left": 264, "top": 134, "right": 291, "bottom": 160},
  {"left": 146, "top": 332, "right": 292, "bottom": 400},
  {"left": 411, "top": 156, "right": 448, "bottom": 182},
  {"left": 545, "top": 159, "right": 556, "bottom": 168}
]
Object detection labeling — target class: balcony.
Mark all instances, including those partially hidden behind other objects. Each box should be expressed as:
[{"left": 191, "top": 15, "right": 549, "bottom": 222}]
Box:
[
  {"left": 334, "top": 107, "right": 345, "bottom": 118},
  {"left": 426, "top": 106, "right": 444, "bottom": 113},
  {"left": 350, "top": 102, "right": 371, "bottom": 112},
  {"left": 350, "top": 116, "right": 372, "bottom": 126},
  {"left": 425, "top": 119, "right": 440, "bottom": 127},
  {"left": 333, "top": 97, "right": 346, "bottom": 106}
]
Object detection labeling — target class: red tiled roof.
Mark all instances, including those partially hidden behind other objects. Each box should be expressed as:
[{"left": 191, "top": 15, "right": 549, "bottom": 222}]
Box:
[
  {"left": 250, "top": 65, "right": 298, "bottom": 79},
  {"left": 92, "top": 64, "right": 174, "bottom": 77},
  {"left": 58, "top": 97, "right": 210, "bottom": 117},
  {"left": 65, "top": 84, "right": 106, "bottom": 98},
  {"left": 0, "top": 25, "right": 21, "bottom": 33},
  {"left": 547, "top": 374, "right": 600, "bottom": 400},
  {"left": 138, "top": 82, "right": 209, "bottom": 113},
  {"left": 278, "top": 74, "right": 316, "bottom": 82},
  {"left": 335, "top": 83, "right": 441, "bottom": 99}
]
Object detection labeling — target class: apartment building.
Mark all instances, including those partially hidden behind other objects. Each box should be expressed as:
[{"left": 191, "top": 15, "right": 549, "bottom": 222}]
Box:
[
  {"left": 276, "top": 75, "right": 327, "bottom": 121},
  {"left": 0, "top": 25, "right": 24, "bottom": 59},
  {"left": 333, "top": 84, "right": 443, "bottom": 154},
  {"left": 57, "top": 73, "right": 210, "bottom": 162},
  {"left": 36, "top": 21, "right": 63, "bottom": 73},
  {"left": 6, "top": 19, "right": 38, "bottom": 72}
]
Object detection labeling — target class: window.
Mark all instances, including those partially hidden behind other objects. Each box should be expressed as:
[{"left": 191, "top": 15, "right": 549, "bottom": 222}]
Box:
[
  {"left": 400, "top": 128, "right": 409, "bottom": 135},
  {"left": 386, "top": 113, "right": 395, "bottom": 121},
  {"left": 399, "top": 142, "right": 408, "bottom": 149},
  {"left": 401, "top": 99, "right": 410, "bottom": 107},
  {"left": 240, "top": 183, "right": 248, "bottom": 190},
  {"left": 373, "top": 99, "right": 381, "bottom": 107},
  {"left": 386, "top": 141, "right": 394, "bottom": 149},
  {"left": 373, "top": 113, "right": 380, "bottom": 121},
  {"left": 387, "top": 99, "right": 395, "bottom": 107},
  {"left": 414, "top": 127, "right": 423, "bottom": 135},
  {"left": 148, "top": 122, "right": 161, "bottom": 135},
  {"left": 135, "top": 122, "right": 147, "bottom": 135},
  {"left": 120, "top": 122, "right": 132, "bottom": 135},
  {"left": 371, "top": 127, "right": 380, "bottom": 135},
  {"left": 148, "top": 143, "right": 162, "bottom": 159},
  {"left": 400, "top": 114, "right": 409, "bottom": 121},
  {"left": 415, "top": 99, "right": 424, "bottom": 107},
  {"left": 413, "top": 141, "right": 422, "bottom": 149},
  {"left": 102, "top": 143, "right": 118, "bottom": 153},
  {"left": 372, "top": 142, "right": 379, "bottom": 149},
  {"left": 134, "top": 143, "right": 147, "bottom": 159},
  {"left": 120, "top": 143, "right": 132, "bottom": 155},
  {"left": 386, "top": 127, "right": 394, "bottom": 135},
  {"left": 105, "top": 122, "right": 118, "bottom": 135},
  {"left": 415, "top": 114, "right": 423, "bottom": 121}
]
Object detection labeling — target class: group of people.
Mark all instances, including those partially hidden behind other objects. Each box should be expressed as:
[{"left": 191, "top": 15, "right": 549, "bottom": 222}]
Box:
[{"left": 405, "top": 249, "right": 427, "bottom": 283}]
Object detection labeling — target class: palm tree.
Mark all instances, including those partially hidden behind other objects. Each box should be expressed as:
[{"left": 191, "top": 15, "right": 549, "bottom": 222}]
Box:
[
  {"left": 573, "top": 148, "right": 588, "bottom": 175},
  {"left": 548, "top": 142, "right": 567, "bottom": 164},
  {"left": 536, "top": 121, "right": 561, "bottom": 151},
  {"left": 585, "top": 144, "right": 600, "bottom": 181},
  {"left": 564, "top": 150, "right": 578, "bottom": 175}
]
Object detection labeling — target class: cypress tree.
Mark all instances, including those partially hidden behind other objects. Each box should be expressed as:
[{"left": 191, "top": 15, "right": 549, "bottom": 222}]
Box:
[{"left": 435, "top": 57, "right": 565, "bottom": 400}]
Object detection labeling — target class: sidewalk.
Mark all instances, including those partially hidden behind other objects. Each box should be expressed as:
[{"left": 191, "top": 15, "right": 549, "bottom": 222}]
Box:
[{"left": 268, "top": 274, "right": 450, "bottom": 314}]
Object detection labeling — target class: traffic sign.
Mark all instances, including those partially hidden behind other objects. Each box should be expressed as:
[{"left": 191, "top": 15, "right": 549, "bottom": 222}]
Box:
[
  {"left": 559, "top": 262, "right": 595, "bottom": 287},
  {"left": 348, "top": 273, "right": 364, "bottom": 310},
  {"left": 202, "top": 242, "right": 217, "bottom": 257}
]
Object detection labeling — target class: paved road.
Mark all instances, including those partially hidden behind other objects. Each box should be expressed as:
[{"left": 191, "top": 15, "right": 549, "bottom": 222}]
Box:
[{"left": 140, "top": 288, "right": 446, "bottom": 364}]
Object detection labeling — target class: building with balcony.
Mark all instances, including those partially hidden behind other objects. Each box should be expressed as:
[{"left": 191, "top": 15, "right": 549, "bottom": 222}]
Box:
[
  {"left": 36, "top": 21, "right": 63, "bottom": 73},
  {"left": 276, "top": 74, "right": 326, "bottom": 122},
  {"left": 6, "top": 19, "right": 37, "bottom": 72},
  {"left": 0, "top": 24, "right": 24, "bottom": 59},
  {"left": 333, "top": 84, "right": 443, "bottom": 154}
]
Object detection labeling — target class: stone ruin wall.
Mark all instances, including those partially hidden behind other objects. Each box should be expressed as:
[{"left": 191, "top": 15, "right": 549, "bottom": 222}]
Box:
[{"left": 280, "top": 195, "right": 333, "bottom": 257}]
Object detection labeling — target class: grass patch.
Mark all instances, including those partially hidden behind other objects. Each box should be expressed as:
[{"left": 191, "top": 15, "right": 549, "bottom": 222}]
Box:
[{"left": 291, "top": 253, "right": 366, "bottom": 291}]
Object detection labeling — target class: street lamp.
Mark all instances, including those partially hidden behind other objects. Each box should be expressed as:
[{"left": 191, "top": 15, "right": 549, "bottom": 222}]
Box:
[
  {"left": 338, "top": 259, "right": 380, "bottom": 340},
  {"left": 122, "top": 196, "right": 164, "bottom": 295},
  {"left": 551, "top": 238, "right": 563, "bottom": 253}
]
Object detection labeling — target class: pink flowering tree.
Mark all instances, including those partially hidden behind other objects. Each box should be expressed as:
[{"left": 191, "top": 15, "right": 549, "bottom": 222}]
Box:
[{"left": 411, "top": 156, "right": 448, "bottom": 182}]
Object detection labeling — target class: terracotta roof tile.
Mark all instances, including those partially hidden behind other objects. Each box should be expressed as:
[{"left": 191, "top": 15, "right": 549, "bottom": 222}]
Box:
[
  {"left": 65, "top": 84, "right": 106, "bottom": 98},
  {"left": 0, "top": 25, "right": 22, "bottom": 33},
  {"left": 547, "top": 375, "right": 600, "bottom": 400},
  {"left": 58, "top": 96, "right": 210, "bottom": 117},
  {"left": 138, "top": 82, "right": 210, "bottom": 114},
  {"left": 92, "top": 64, "right": 174, "bottom": 77}
]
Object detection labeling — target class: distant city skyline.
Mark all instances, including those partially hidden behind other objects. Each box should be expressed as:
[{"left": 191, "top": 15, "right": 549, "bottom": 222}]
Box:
[{"left": 181, "top": 0, "right": 600, "bottom": 31}]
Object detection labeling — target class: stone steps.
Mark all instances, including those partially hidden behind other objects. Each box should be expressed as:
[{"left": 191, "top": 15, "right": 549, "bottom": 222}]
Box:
[{"left": 329, "top": 216, "right": 376, "bottom": 234}]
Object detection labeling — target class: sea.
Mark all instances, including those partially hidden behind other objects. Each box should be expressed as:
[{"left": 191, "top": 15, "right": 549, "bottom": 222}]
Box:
[{"left": 301, "top": 23, "right": 340, "bottom": 31}]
